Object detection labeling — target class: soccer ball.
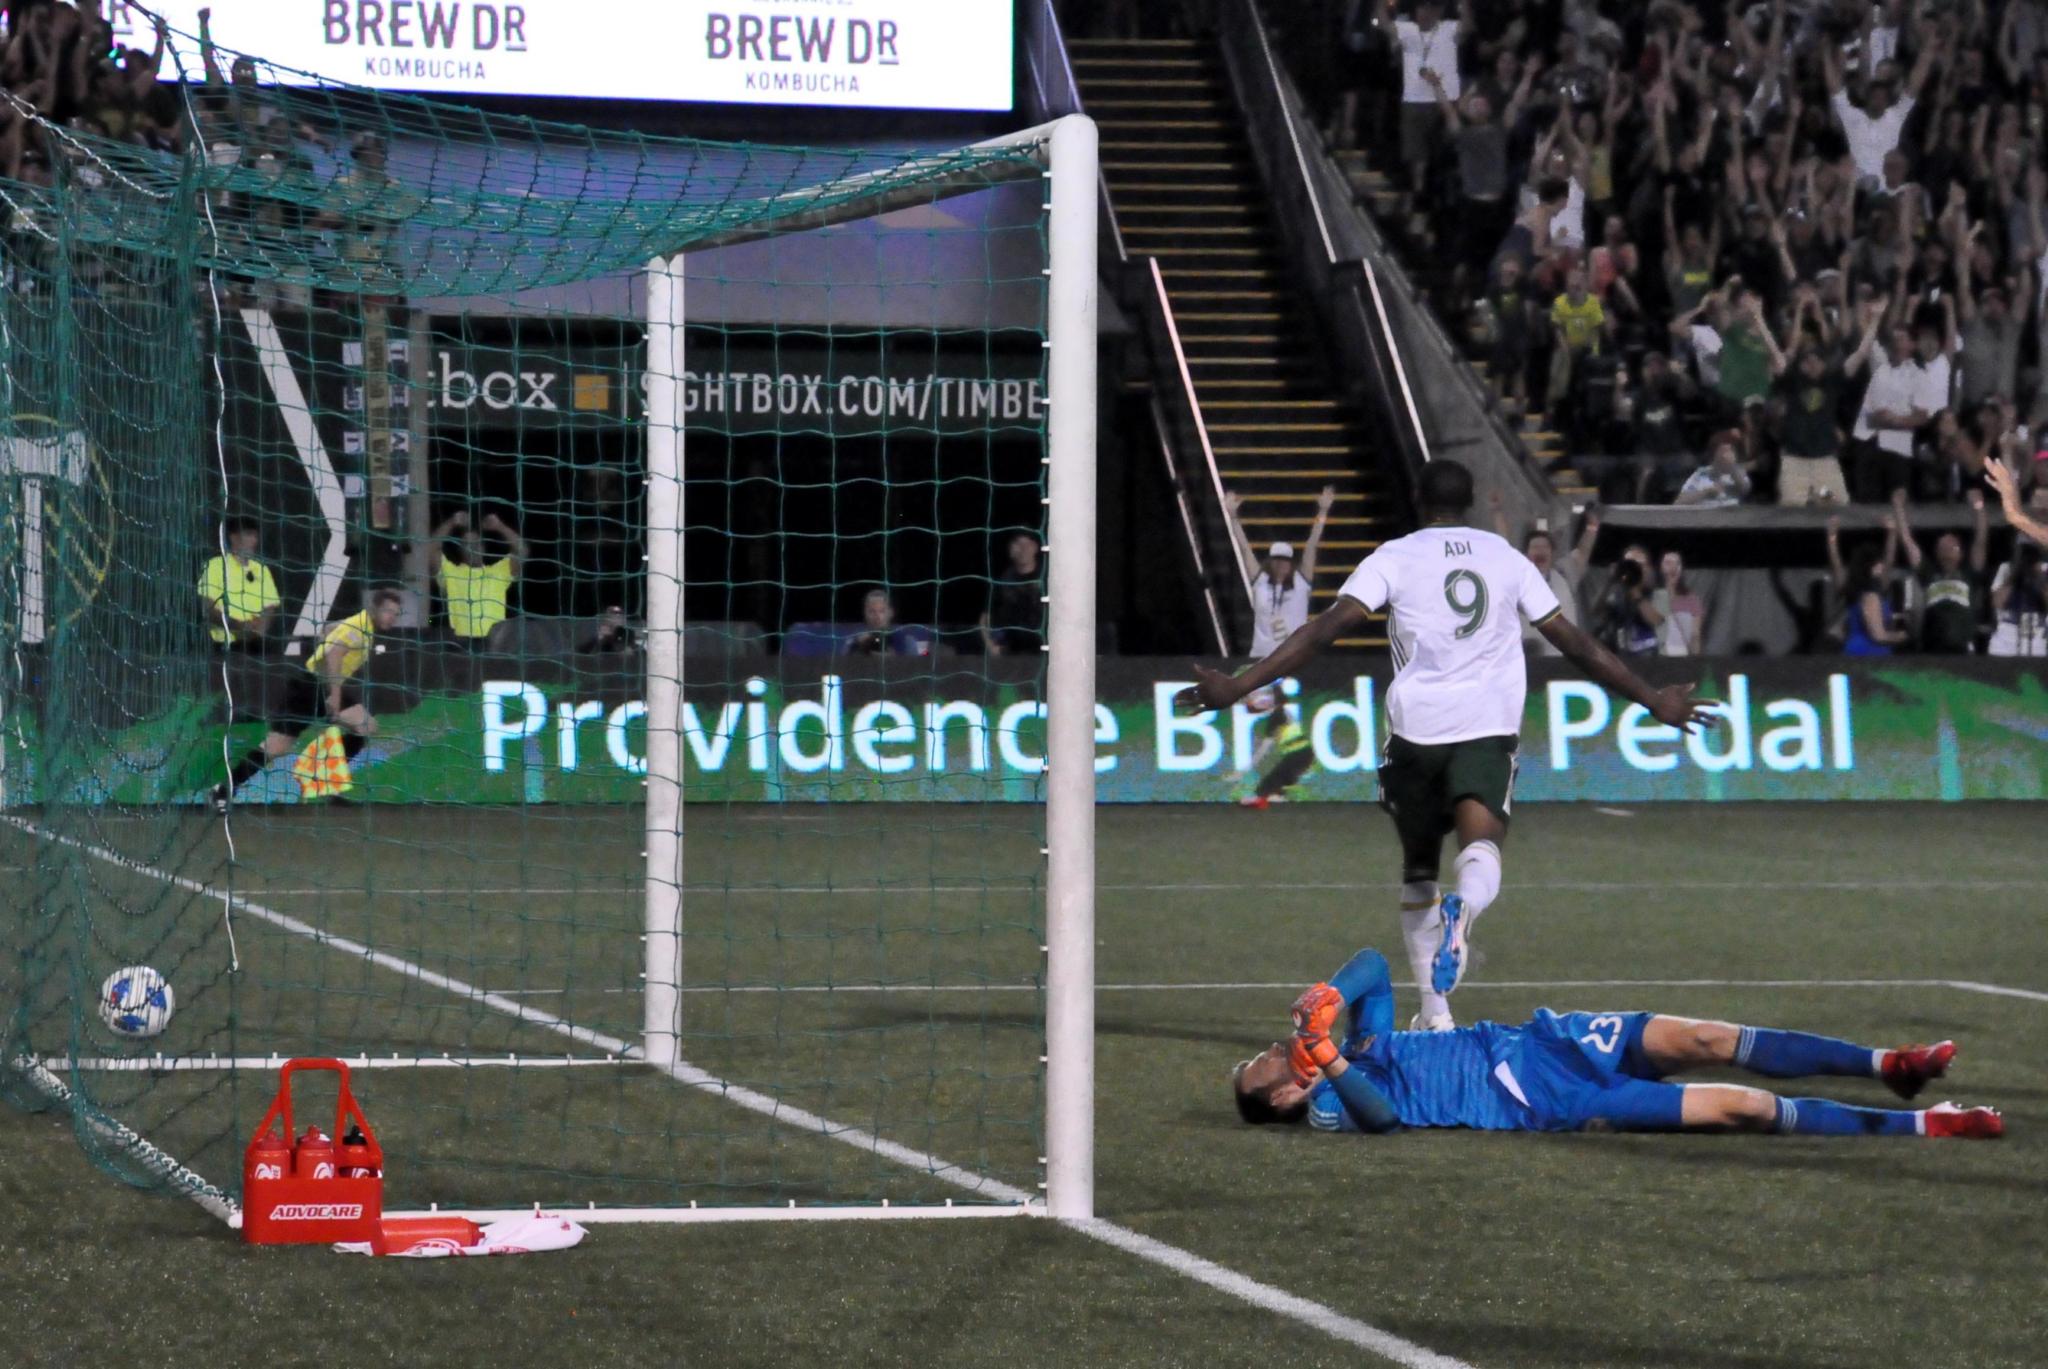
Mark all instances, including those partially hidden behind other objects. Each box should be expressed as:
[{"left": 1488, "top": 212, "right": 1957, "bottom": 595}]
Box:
[{"left": 99, "top": 966, "right": 174, "bottom": 1038}]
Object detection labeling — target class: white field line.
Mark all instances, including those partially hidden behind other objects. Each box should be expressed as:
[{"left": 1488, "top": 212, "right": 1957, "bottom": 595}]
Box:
[
  {"left": 1593, "top": 806, "right": 1635, "bottom": 818},
  {"left": 1077, "top": 1218, "right": 1471, "bottom": 1368},
  {"left": 7, "top": 816, "right": 1456, "bottom": 1367},
  {"left": 44, "top": 1053, "right": 630, "bottom": 1073},
  {"left": 387, "top": 1203, "right": 1034, "bottom": 1225},
  {"left": 247, "top": 877, "right": 2041, "bottom": 897},
  {"left": 479, "top": 977, "right": 2048, "bottom": 999},
  {"left": 11, "top": 1056, "right": 239, "bottom": 1222},
  {"left": 1941, "top": 980, "right": 2048, "bottom": 1003},
  {"left": 48, "top": 978, "right": 2047, "bottom": 1067}
]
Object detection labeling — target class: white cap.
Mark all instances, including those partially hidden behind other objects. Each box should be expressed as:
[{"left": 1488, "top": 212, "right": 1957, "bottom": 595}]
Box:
[{"left": 1267, "top": 541, "right": 1296, "bottom": 560}]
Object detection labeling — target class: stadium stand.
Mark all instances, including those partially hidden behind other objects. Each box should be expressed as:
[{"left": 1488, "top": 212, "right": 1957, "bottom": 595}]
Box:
[
  {"left": 1276, "top": 0, "right": 2048, "bottom": 525},
  {"left": 1070, "top": 33, "right": 1400, "bottom": 635}
]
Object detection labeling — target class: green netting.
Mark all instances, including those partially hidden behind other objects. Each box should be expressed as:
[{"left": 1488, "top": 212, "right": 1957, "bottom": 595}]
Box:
[{"left": 2, "top": 23, "right": 1058, "bottom": 1213}]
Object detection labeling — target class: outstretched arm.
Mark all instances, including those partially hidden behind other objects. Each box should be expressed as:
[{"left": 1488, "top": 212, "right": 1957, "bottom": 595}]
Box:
[
  {"left": 199, "top": 6, "right": 227, "bottom": 87},
  {"left": 1300, "top": 485, "right": 1337, "bottom": 583},
  {"left": 126, "top": 17, "right": 168, "bottom": 104},
  {"left": 1891, "top": 493, "right": 1923, "bottom": 572},
  {"left": 1825, "top": 514, "right": 1849, "bottom": 591},
  {"left": 1987, "top": 459, "right": 2048, "bottom": 545},
  {"left": 1750, "top": 295, "right": 1788, "bottom": 376},
  {"left": 1222, "top": 490, "right": 1261, "bottom": 588},
  {"left": 1843, "top": 301, "right": 1886, "bottom": 375},
  {"left": 1536, "top": 613, "right": 1717, "bottom": 729},
  {"left": 1184, "top": 598, "right": 1371, "bottom": 708},
  {"left": 1425, "top": 67, "right": 1460, "bottom": 126},
  {"left": 1903, "top": 41, "right": 1938, "bottom": 106},
  {"left": 1570, "top": 507, "right": 1601, "bottom": 577}
]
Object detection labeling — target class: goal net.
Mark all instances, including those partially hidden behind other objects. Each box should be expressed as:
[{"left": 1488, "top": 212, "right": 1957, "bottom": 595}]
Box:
[{"left": 0, "top": 29, "right": 1096, "bottom": 1223}]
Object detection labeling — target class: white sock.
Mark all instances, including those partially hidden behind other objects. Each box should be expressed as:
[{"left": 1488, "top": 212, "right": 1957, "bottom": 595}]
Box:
[
  {"left": 1452, "top": 840, "right": 1503, "bottom": 923},
  {"left": 1398, "top": 880, "right": 1448, "bottom": 1021}
]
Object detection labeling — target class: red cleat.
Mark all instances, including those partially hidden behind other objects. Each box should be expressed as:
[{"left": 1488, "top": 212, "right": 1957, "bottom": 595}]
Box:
[
  {"left": 1236, "top": 796, "right": 1271, "bottom": 810},
  {"left": 1881, "top": 1041, "right": 1956, "bottom": 1100},
  {"left": 1922, "top": 1102, "right": 2003, "bottom": 1140}
]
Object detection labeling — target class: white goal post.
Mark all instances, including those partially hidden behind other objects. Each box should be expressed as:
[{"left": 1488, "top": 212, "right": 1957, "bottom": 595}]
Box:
[{"left": 638, "top": 114, "right": 1100, "bottom": 1223}]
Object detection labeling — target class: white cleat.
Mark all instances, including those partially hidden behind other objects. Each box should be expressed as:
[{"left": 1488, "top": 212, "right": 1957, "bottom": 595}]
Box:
[{"left": 1409, "top": 1011, "right": 1455, "bottom": 1032}]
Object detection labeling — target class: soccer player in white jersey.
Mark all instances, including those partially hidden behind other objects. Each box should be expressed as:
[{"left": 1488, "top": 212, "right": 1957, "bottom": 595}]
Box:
[{"left": 1186, "top": 461, "right": 1713, "bottom": 1029}]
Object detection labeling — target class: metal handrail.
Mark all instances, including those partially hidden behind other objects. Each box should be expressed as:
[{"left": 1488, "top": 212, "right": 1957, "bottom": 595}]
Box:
[
  {"left": 1148, "top": 256, "right": 1251, "bottom": 609},
  {"left": 1022, "top": 0, "right": 1128, "bottom": 264},
  {"left": 1150, "top": 393, "right": 1233, "bottom": 654},
  {"left": 1244, "top": 0, "right": 1337, "bottom": 267},
  {"left": 1358, "top": 260, "right": 1431, "bottom": 464},
  {"left": 1141, "top": 256, "right": 1252, "bottom": 649}
]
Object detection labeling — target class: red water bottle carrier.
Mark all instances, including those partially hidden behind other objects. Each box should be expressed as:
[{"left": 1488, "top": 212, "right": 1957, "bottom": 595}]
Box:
[{"left": 240, "top": 1058, "right": 384, "bottom": 1246}]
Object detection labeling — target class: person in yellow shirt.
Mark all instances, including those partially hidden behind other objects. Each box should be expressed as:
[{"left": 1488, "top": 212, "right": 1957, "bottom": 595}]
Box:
[
  {"left": 433, "top": 509, "right": 529, "bottom": 644},
  {"left": 1547, "top": 263, "right": 1608, "bottom": 410},
  {"left": 210, "top": 588, "right": 404, "bottom": 811},
  {"left": 198, "top": 517, "right": 281, "bottom": 649}
]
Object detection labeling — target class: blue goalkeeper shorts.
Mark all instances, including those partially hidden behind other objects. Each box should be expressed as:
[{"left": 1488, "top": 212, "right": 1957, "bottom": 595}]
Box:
[{"left": 1498, "top": 1009, "right": 1688, "bottom": 1133}]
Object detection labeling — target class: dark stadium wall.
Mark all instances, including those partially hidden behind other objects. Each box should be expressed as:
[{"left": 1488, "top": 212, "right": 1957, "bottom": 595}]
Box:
[{"left": 200, "top": 306, "right": 1062, "bottom": 638}]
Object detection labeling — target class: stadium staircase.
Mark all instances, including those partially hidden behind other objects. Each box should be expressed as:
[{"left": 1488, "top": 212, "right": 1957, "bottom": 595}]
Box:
[
  {"left": 1331, "top": 151, "right": 1596, "bottom": 505},
  {"left": 1073, "top": 35, "right": 1395, "bottom": 647}
]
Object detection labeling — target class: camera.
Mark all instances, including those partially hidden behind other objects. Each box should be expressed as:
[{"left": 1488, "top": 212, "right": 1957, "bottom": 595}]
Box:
[{"left": 1614, "top": 557, "right": 1644, "bottom": 588}]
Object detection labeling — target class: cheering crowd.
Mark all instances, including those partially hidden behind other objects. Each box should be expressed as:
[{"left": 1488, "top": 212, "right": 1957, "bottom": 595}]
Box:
[{"left": 1284, "top": 0, "right": 2048, "bottom": 519}]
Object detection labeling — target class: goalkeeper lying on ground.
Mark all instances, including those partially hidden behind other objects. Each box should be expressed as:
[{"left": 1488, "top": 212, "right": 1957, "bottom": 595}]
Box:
[{"left": 1232, "top": 949, "right": 2003, "bottom": 1139}]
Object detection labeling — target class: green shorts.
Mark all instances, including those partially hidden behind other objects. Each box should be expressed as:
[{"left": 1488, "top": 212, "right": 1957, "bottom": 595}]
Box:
[{"left": 1376, "top": 733, "right": 1519, "bottom": 882}]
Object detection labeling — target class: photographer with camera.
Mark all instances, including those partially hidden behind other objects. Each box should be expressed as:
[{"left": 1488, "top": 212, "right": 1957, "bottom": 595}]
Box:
[{"left": 1592, "top": 544, "right": 1661, "bottom": 656}]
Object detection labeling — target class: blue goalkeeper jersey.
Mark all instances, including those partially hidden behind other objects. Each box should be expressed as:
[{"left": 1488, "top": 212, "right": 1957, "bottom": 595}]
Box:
[{"left": 1307, "top": 1024, "right": 1530, "bottom": 1133}]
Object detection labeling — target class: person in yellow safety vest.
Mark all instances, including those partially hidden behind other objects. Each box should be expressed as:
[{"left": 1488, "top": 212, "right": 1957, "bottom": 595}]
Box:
[
  {"left": 209, "top": 587, "right": 404, "bottom": 811},
  {"left": 198, "top": 517, "right": 282, "bottom": 650},
  {"left": 433, "top": 509, "right": 529, "bottom": 645}
]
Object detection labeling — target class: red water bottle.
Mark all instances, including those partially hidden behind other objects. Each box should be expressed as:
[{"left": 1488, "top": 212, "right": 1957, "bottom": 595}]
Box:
[
  {"left": 337, "top": 1124, "right": 378, "bottom": 1179},
  {"left": 244, "top": 1125, "right": 291, "bottom": 1187},
  {"left": 294, "top": 1125, "right": 336, "bottom": 1179}
]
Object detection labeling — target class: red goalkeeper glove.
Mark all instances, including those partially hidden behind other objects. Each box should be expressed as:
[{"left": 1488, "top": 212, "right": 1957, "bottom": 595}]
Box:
[
  {"left": 1286, "top": 983, "right": 1345, "bottom": 1085},
  {"left": 1290, "top": 983, "right": 1343, "bottom": 1038},
  {"left": 1288, "top": 1031, "right": 1341, "bottom": 1088}
]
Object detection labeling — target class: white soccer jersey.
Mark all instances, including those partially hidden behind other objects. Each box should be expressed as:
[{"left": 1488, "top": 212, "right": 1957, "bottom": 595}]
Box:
[
  {"left": 1339, "top": 524, "right": 1561, "bottom": 745},
  {"left": 1249, "top": 571, "right": 1313, "bottom": 658}
]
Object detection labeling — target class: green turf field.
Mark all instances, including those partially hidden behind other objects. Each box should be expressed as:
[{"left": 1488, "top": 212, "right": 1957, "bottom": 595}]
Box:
[{"left": 4, "top": 802, "right": 2045, "bottom": 1367}]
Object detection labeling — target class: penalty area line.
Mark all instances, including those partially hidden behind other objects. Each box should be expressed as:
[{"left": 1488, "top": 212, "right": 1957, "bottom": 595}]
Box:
[{"left": 7, "top": 817, "right": 1461, "bottom": 1367}]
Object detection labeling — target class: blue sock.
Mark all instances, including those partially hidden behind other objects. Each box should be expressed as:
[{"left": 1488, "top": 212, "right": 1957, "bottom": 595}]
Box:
[
  {"left": 1735, "top": 1026, "right": 1880, "bottom": 1079},
  {"left": 1773, "top": 1096, "right": 1921, "bottom": 1137}
]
